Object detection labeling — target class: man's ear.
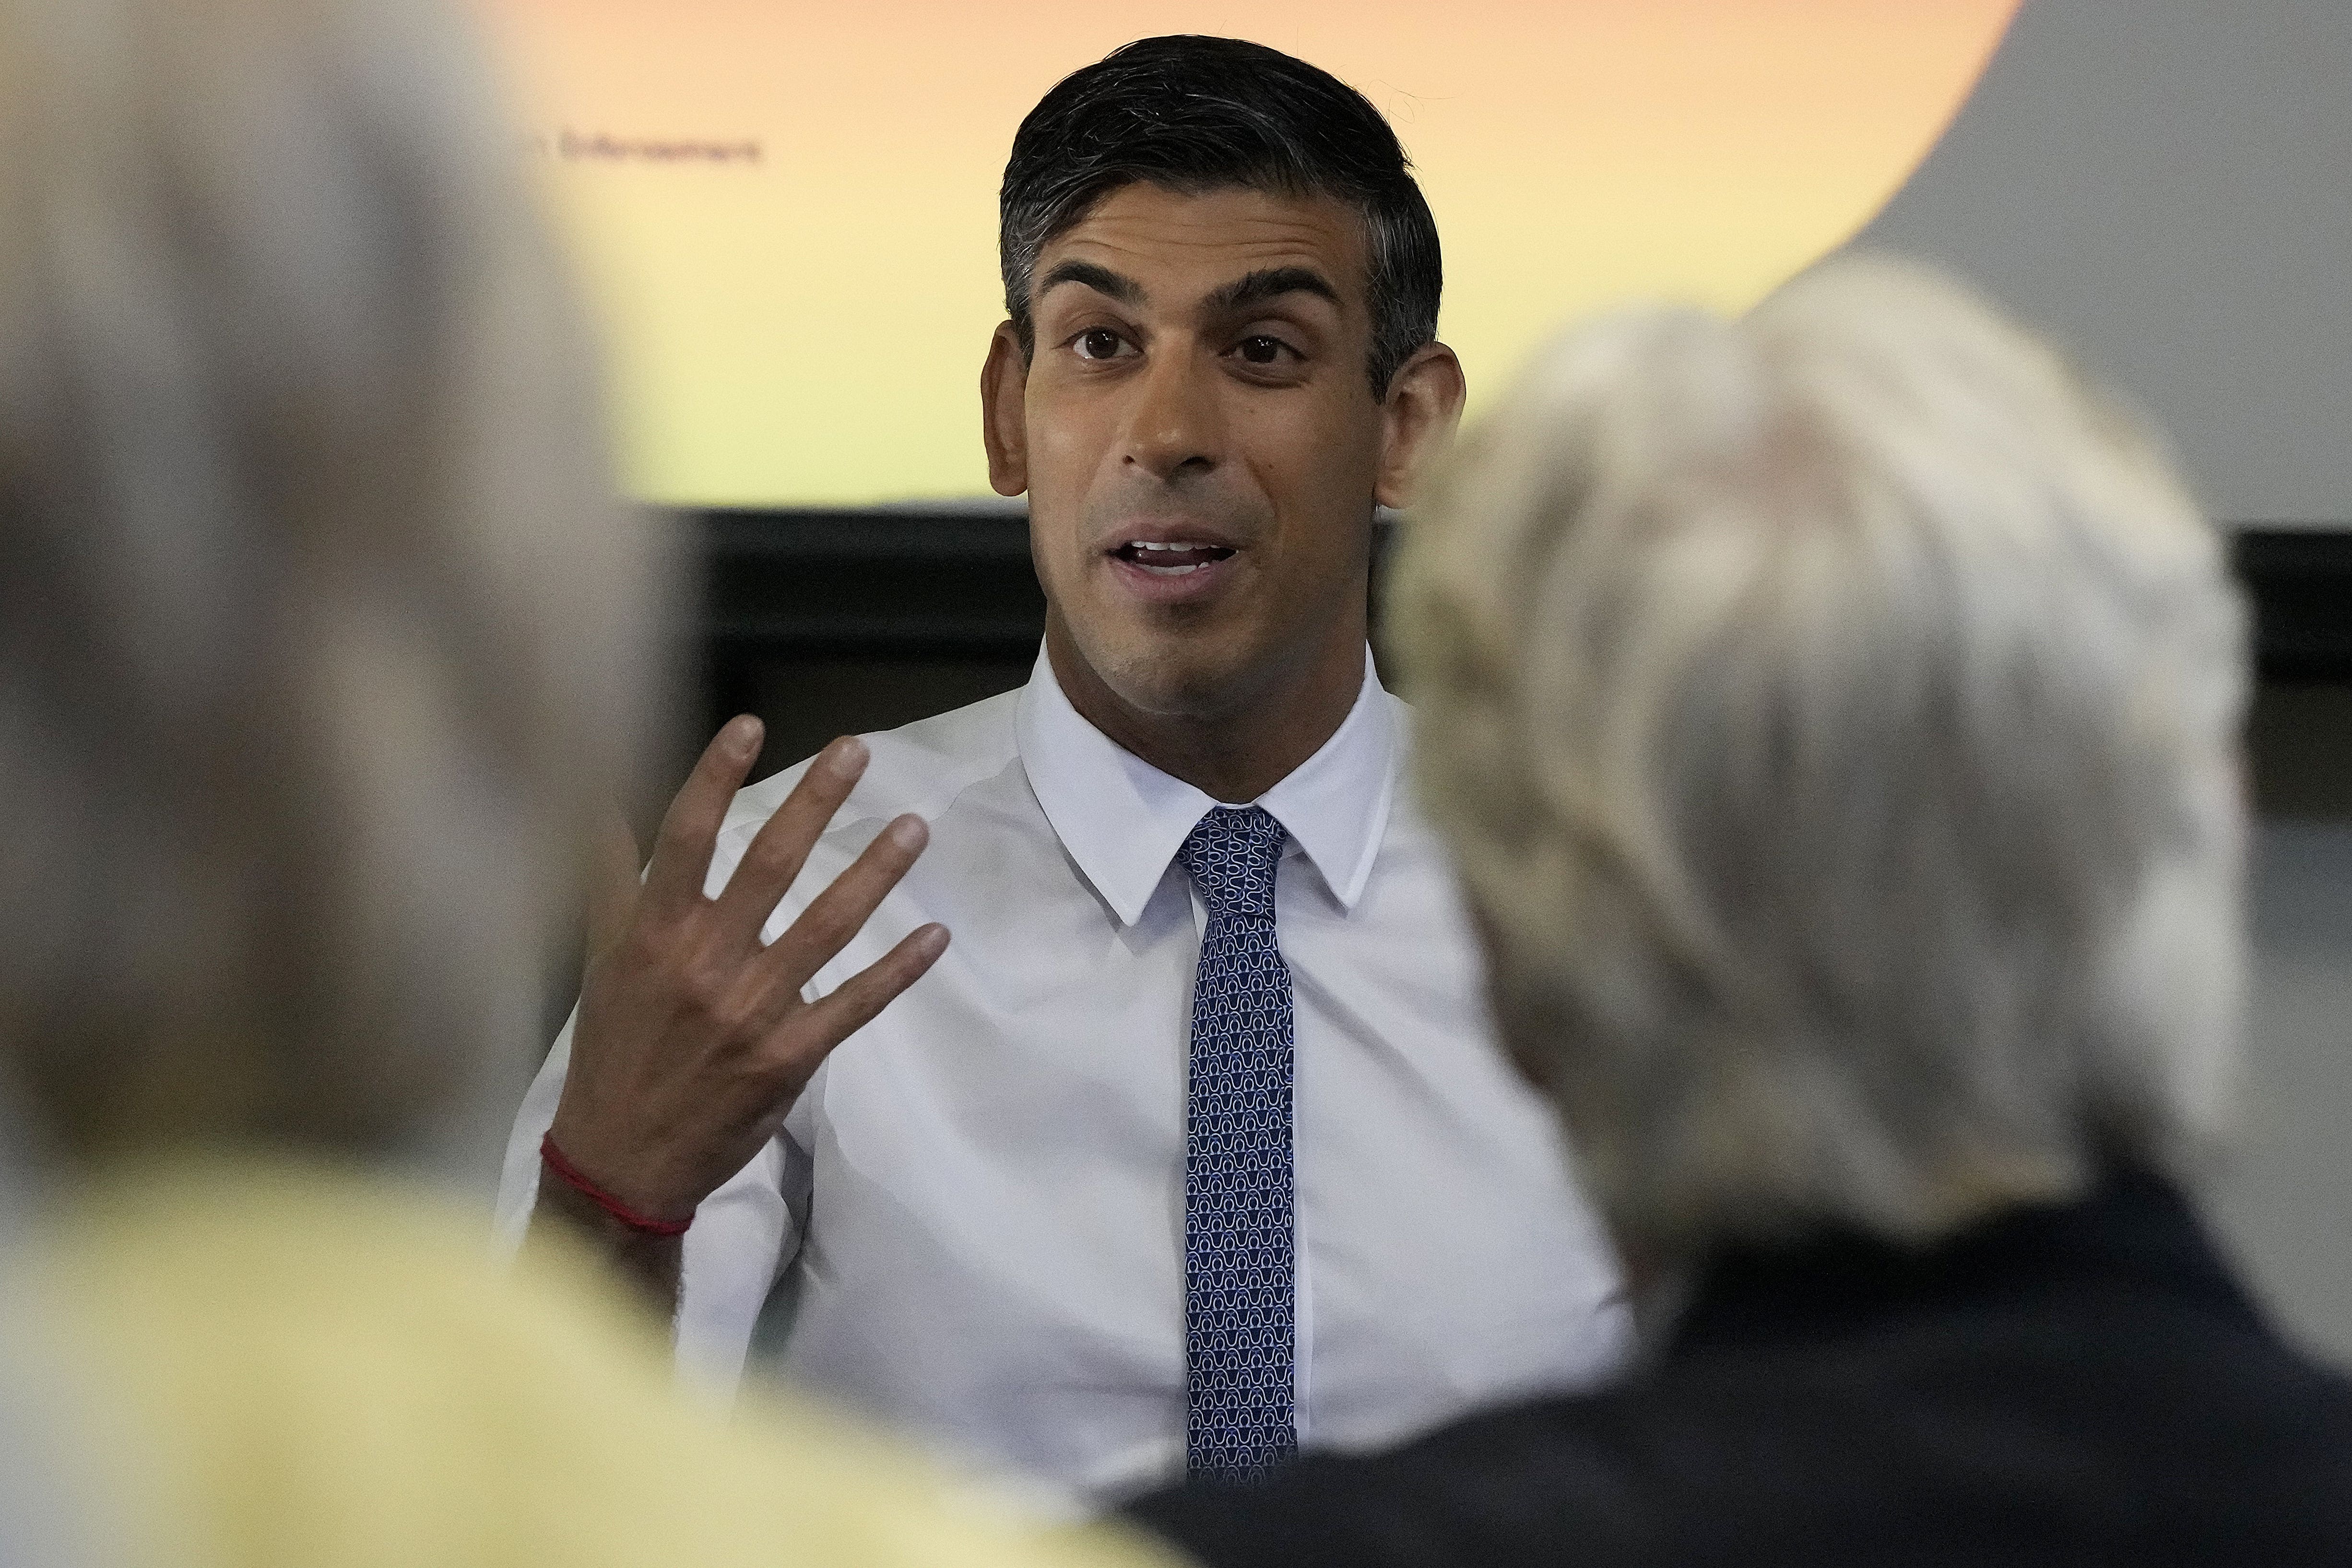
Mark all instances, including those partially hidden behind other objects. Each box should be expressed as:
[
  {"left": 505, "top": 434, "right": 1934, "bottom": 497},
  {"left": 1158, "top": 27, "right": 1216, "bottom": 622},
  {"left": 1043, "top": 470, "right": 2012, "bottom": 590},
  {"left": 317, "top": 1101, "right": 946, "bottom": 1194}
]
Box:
[
  {"left": 1373, "top": 342, "right": 1467, "bottom": 510},
  {"left": 981, "top": 321, "right": 1030, "bottom": 497}
]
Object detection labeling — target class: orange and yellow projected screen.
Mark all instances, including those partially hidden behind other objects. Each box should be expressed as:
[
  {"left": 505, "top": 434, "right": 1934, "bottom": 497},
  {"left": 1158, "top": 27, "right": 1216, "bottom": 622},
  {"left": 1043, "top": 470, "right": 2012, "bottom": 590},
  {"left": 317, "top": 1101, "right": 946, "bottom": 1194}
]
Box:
[{"left": 473, "top": 2, "right": 2019, "bottom": 508}]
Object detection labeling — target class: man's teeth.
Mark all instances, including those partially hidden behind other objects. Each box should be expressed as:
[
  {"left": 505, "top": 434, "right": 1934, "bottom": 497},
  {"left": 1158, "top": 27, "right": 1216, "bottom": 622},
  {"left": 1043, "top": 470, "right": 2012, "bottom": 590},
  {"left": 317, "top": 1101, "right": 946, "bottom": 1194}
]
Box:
[{"left": 1120, "top": 541, "right": 1229, "bottom": 577}]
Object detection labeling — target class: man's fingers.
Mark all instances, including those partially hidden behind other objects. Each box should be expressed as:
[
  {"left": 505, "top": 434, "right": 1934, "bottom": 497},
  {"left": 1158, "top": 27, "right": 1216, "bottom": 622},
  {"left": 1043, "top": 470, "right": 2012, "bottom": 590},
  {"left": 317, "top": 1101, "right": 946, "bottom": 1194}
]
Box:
[
  {"left": 756, "top": 812, "right": 930, "bottom": 998},
  {"left": 639, "top": 716, "right": 764, "bottom": 913},
  {"left": 583, "top": 801, "right": 644, "bottom": 962},
  {"left": 711, "top": 735, "right": 871, "bottom": 944},
  {"left": 775, "top": 923, "right": 951, "bottom": 1078}
]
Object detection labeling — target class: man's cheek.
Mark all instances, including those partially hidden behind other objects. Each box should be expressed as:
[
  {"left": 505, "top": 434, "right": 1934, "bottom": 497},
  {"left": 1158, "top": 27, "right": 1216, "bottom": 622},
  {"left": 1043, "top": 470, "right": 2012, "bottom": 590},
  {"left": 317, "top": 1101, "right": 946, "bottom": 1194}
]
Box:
[{"left": 1025, "top": 406, "right": 1096, "bottom": 491}]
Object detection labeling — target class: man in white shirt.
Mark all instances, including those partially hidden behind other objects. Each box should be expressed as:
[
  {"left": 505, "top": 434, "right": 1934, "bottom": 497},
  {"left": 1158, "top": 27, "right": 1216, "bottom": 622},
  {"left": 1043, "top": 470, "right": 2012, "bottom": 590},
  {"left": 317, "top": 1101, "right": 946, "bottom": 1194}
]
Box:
[{"left": 500, "top": 35, "right": 1626, "bottom": 1504}]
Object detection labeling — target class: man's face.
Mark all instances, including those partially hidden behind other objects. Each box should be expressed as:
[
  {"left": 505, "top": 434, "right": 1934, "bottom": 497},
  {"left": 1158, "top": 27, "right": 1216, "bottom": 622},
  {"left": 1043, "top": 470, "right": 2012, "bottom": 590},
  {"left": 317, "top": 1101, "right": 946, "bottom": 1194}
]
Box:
[{"left": 984, "top": 183, "right": 1394, "bottom": 722}]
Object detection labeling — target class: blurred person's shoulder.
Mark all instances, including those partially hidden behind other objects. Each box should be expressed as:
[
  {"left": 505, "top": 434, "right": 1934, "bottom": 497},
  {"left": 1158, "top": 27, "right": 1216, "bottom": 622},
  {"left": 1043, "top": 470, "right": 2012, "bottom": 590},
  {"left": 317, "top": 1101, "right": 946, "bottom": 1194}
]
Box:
[
  {"left": 1126, "top": 1174, "right": 2352, "bottom": 1567},
  {"left": 25, "top": 1158, "right": 1178, "bottom": 1568}
]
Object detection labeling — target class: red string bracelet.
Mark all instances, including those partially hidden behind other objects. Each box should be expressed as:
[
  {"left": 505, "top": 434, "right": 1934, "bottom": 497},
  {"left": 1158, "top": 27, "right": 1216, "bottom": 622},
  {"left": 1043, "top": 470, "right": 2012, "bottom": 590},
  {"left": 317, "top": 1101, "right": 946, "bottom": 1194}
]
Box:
[{"left": 539, "top": 1133, "right": 693, "bottom": 1238}]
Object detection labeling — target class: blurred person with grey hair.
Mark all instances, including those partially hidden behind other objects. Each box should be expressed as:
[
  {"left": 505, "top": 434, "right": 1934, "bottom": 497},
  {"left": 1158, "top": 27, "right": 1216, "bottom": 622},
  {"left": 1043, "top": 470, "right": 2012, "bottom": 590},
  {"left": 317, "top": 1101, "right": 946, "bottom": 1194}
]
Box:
[
  {"left": 0, "top": 1, "right": 1176, "bottom": 1565},
  {"left": 1123, "top": 258, "right": 2352, "bottom": 1565}
]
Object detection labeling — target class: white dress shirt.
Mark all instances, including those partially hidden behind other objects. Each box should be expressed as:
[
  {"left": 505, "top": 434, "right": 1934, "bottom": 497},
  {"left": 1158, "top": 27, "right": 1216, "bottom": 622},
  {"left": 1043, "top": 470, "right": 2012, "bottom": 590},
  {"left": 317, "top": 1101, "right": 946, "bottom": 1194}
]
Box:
[{"left": 498, "top": 649, "right": 1628, "bottom": 1502}]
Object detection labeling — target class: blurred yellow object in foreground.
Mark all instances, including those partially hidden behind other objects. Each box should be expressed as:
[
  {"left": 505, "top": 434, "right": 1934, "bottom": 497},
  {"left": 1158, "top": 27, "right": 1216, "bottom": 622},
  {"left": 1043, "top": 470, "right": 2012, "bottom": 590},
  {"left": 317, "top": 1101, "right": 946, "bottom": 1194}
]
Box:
[{"left": 21, "top": 1161, "right": 1177, "bottom": 1568}]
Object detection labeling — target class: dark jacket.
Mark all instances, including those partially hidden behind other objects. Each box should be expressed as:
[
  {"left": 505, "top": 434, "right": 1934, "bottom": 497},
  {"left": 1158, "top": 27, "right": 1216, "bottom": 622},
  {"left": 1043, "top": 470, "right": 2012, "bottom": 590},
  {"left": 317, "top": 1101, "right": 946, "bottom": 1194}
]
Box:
[{"left": 1125, "top": 1173, "right": 2352, "bottom": 1566}]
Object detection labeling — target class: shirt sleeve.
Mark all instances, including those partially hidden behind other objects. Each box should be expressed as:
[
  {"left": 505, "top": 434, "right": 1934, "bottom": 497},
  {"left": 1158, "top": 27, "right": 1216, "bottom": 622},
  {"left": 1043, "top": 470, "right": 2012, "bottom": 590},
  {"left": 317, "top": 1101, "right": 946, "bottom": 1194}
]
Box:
[
  {"left": 677, "top": 1135, "right": 801, "bottom": 1393},
  {"left": 490, "top": 1007, "right": 572, "bottom": 1255}
]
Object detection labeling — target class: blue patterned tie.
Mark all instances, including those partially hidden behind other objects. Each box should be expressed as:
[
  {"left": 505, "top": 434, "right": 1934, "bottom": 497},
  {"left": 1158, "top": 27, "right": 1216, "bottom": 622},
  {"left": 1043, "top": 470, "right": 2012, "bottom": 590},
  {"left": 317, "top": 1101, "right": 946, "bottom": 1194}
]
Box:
[{"left": 1177, "top": 805, "right": 1297, "bottom": 1480}]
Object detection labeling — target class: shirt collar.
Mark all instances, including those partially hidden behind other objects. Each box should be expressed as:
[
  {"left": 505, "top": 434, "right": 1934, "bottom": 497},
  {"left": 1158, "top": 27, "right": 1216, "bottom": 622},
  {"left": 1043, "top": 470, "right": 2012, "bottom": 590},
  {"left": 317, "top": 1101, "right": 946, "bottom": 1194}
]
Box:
[{"left": 1016, "top": 645, "right": 1399, "bottom": 927}]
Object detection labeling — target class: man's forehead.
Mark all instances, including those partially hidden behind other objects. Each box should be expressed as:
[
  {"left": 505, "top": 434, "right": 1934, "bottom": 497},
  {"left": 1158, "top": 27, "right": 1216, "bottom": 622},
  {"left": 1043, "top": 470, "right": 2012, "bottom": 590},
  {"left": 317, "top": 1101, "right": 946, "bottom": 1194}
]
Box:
[{"left": 1040, "top": 184, "right": 1367, "bottom": 305}]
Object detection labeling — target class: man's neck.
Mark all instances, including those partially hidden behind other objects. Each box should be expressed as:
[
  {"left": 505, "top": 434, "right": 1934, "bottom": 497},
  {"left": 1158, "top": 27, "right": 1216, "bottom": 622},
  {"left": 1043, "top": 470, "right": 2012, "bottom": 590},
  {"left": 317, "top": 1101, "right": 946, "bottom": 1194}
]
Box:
[{"left": 1045, "top": 620, "right": 1367, "bottom": 804}]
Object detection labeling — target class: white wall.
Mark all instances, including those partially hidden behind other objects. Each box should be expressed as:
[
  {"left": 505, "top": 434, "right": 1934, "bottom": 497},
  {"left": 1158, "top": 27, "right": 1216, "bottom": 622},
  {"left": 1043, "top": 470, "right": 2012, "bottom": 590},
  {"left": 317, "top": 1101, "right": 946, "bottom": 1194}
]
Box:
[
  {"left": 2206, "top": 821, "right": 2352, "bottom": 1362},
  {"left": 1851, "top": 0, "right": 2352, "bottom": 525}
]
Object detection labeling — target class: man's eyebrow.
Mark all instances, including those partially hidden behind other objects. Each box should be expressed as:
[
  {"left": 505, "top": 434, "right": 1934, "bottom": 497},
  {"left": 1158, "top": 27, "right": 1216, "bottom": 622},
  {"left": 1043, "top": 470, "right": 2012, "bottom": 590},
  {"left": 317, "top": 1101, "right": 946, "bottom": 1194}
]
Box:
[
  {"left": 1206, "top": 266, "right": 1343, "bottom": 315},
  {"left": 1036, "top": 260, "right": 1146, "bottom": 307}
]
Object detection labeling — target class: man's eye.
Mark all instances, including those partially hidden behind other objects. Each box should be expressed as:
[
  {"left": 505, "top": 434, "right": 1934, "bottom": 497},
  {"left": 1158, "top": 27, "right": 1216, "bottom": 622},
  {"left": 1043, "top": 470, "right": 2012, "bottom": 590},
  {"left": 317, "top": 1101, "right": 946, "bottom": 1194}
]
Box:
[
  {"left": 1074, "top": 329, "right": 1127, "bottom": 361},
  {"left": 1237, "top": 336, "right": 1290, "bottom": 365}
]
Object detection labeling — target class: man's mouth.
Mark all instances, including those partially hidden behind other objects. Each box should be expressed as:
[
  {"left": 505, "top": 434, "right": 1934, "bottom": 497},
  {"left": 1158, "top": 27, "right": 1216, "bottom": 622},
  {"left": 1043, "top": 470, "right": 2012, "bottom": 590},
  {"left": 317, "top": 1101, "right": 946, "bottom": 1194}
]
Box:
[{"left": 1110, "top": 540, "right": 1238, "bottom": 577}]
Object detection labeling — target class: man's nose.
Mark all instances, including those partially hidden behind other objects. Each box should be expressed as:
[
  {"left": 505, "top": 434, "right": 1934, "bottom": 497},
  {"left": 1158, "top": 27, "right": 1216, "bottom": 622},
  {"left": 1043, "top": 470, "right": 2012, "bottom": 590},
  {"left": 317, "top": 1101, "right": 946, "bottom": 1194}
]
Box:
[{"left": 1122, "top": 346, "right": 1224, "bottom": 483}]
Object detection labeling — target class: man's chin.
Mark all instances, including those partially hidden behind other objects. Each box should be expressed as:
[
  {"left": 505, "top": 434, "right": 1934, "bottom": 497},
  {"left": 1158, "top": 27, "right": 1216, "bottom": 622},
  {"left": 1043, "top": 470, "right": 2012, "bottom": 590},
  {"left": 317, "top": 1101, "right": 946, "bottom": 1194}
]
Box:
[{"left": 1077, "top": 637, "right": 1264, "bottom": 724}]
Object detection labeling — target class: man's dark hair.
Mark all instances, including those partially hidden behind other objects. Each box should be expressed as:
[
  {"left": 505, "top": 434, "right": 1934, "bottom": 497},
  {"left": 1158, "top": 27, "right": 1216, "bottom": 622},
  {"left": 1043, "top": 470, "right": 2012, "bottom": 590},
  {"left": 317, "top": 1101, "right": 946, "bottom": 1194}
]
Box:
[{"left": 1000, "top": 35, "right": 1442, "bottom": 399}]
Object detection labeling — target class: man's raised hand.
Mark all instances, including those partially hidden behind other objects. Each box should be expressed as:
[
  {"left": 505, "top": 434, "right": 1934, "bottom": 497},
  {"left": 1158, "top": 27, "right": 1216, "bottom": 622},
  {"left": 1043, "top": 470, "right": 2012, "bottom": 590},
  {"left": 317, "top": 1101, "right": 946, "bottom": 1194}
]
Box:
[{"left": 543, "top": 717, "right": 948, "bottom": 1240}]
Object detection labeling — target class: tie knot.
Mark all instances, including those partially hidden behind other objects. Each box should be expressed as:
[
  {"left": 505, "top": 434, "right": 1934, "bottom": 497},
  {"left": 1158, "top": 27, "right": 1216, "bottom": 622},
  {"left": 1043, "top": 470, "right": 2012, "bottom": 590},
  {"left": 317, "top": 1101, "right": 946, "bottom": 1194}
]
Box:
[{"left": 1178, "top": 806, "right": 1287, "bottom": 919}]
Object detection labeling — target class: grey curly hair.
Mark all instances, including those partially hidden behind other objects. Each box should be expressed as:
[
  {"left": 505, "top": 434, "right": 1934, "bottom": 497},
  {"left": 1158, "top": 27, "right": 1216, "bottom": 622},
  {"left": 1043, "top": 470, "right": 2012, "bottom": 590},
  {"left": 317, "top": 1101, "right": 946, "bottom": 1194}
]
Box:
[{"left": 1394, "top": 257, "right": 2248, "bottom": 1263}]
